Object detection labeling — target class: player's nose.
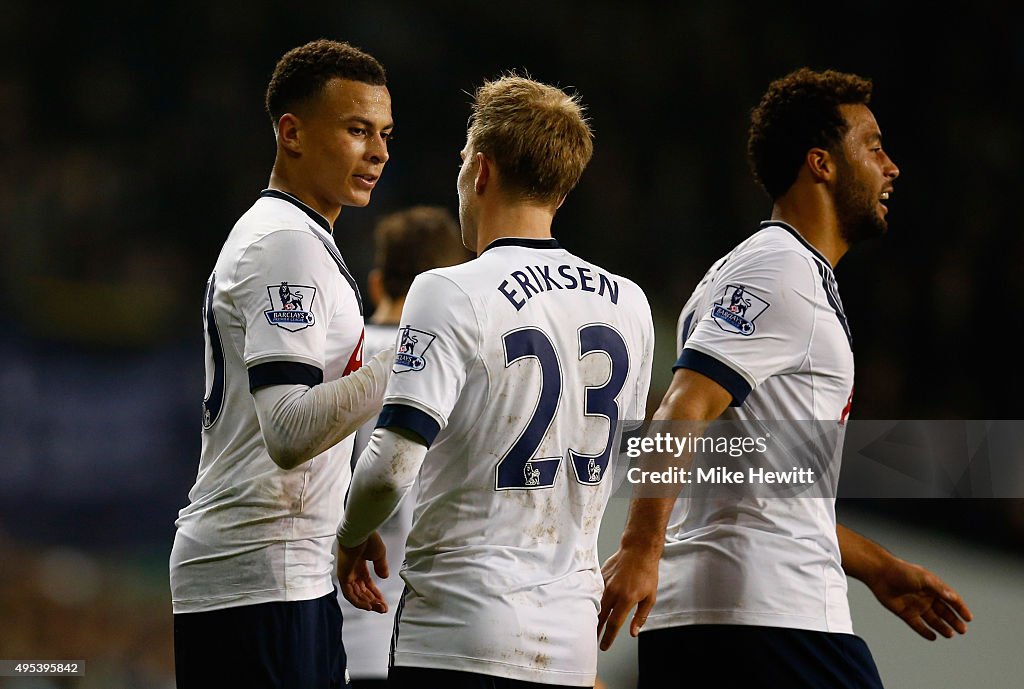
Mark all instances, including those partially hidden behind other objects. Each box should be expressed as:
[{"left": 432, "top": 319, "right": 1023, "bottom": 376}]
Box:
[
  {"left": 883, "top": 152, "right": 899, "bottom": 180},
  {"left": 367, "top": 133, "right": 389, "bottom": 164}
]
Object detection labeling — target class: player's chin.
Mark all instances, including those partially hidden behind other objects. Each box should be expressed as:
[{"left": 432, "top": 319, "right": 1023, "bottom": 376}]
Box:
[
  {"left": 867, "top": 216, "right": 888, "bottom": 238},
  {"left": 341, "top": 190, "right": 373, "bottom": 208}
]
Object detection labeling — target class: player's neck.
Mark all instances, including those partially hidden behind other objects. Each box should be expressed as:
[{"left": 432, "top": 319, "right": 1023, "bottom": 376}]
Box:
[
  {"left": 267, "top": 166, "right": 341, "bottom": 228},
  {"left": 770, "top": 193, "right": 849, "bottom": 267},
  {"left": 370, "top": 296, "right": 404, "bottom": 325},
  {"left": 474, "top": 203, "right": 555, "bottom": 255}
]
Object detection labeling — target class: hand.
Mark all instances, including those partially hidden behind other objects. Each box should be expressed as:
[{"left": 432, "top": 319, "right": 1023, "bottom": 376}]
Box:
[
  {"left": 868, "top": 559, "right": 972, "bottom": 640},
  {"left": 597, "top": 545, "right": 660, "bottom": 651},
  {"left": 336, "top": 531, "right": 390, "bottom": 613},
  {"left": 367, "top": 346, "right": 396, "bottom": 384}
]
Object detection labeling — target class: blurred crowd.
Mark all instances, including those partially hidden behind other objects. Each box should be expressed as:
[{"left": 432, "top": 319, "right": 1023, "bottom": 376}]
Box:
[{"left": 0, "top": 534, "right": 173, "bottom": 688}]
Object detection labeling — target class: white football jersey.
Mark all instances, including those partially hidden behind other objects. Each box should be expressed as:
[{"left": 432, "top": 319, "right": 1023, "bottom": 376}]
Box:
[
  {"left": 170, "top": 190, "right": 364, "bottom": 614},
  {"left": 379, "top": 238, "right": 654, "bottom": 685},
  {"left": 338, "top": 322, "right": 416, "bottom": 680},
  {"left": 648, "top": 221, "right": 856, "bottom": 634}
]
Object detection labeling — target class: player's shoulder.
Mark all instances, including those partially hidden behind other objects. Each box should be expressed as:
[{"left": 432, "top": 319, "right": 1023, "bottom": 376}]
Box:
[
  {"left": 573, "top": 253, "right": 651, "bottom": 309},
  {"left": 724, "top": 222, "right": 823, "bottom": 276},
  {"left": 217, "top": 193, "right": 335, "bottom": 271},
  {"left": 406, "top": 261, "right": 478, "bottom": 295},
  {"left": 232, "top": 193, "right": 325, "bottom": 243},
  {"left": 408, "top": 251, "right": 522, "bottom": 302},
  {"left": 212, "top": 195, "right": 341, "bottom": 302},
  {"left": 399, "top": 265, "right": 478, "bottom": 322}
]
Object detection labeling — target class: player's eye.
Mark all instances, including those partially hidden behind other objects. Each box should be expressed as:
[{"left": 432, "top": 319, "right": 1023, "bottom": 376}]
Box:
[
  {"left": 349, "top": 127, "right": 366, "bottom": 136},
  {"left": 381, "top": 131, "right": 395, "bottom": 143}
]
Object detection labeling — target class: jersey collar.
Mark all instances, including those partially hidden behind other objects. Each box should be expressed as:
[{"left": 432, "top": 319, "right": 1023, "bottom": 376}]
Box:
[
  {"left": 759, "top": 220, "right": 832, "bottom": 270},
  {"left": 481, "top": 237, "right": 561, "bottom": 254},
  {"left": 260, "top": 189, "right": 333, "bottom": 234}
]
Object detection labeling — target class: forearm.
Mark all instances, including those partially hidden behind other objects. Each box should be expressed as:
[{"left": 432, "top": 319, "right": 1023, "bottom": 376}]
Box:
[
  {"left": 618, "top": 497, "right": 676, "bottom": 556},
  {"left": 837, "top": 522, "right": 897, "bottom": 585},
  {"left": 337, "top": 427, "right": 427, "bottom": 547},
  {"left": 621, "top": 371, "right": 725, "bottom": 550},
  {"left": 253, "top": 348, "right": 393, "bottom": 469}
]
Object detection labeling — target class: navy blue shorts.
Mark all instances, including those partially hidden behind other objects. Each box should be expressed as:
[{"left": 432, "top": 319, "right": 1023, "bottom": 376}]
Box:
[
  {"left": 349, "top": 681, "right": 387, "bottom": 689},
  {"left": 388, "top": 666, "right": 587, "bottom": 689},
  {"left": 638, "top": 624, "right": 884, "bottom": 688},
  {"left": 174, "top": 590, "right": 348, "bottom": 689}
]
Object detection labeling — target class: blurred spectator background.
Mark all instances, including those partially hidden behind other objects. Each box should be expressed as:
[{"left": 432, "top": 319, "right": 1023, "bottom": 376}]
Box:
[{"left": 0, "top": 1, "right": 1021, "bottom": 687}]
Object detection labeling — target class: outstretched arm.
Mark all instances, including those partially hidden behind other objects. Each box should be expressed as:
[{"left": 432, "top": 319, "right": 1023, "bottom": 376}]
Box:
[
  {"left": 838, "top": 523, "right": 972, "bottom": 640},
  {"left": 253, "top": 347, "right": 394, "bottom": 470},
  {"left": 336, "top": 426, "right": 428, "bottom": 613},
  {"left": 598, "top": 368, "right": 732, "bottom": 650}
]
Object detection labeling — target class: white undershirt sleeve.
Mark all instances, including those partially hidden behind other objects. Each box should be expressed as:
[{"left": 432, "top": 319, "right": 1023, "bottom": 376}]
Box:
[
  {"left": 336, "top": 427, "right": 428, "bottom": 547},
  {"left": 252, "top": 347, "right": 394, "bottom": 470}
]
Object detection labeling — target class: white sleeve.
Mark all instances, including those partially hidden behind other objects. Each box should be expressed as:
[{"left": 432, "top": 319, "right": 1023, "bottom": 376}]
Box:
[
  {"left": 252, "top": 347, "right": 393, "bottom": 469},
  {"left": 374, "top": 272, "right": 479, "bottom": 446},
  {"left": 232, "top": 229, "right": 340, "bottom": 374},
  {"left": 336, "top": 427, "right": 428, "bottom": 547},
  {"left": 676, "top": 249, "right": 817, "bottom": 405}
]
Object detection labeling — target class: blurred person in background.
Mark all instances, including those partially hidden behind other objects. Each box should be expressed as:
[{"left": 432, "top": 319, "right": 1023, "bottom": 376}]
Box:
[
  {"left": 338, "top": 204, "right": 471, "bottom": 688},
  {"left": 170, "top": 39, "right": 395, "bottom": 689},
  {"left": 599, "top": 67, "right": 972, "bottom": 688}
]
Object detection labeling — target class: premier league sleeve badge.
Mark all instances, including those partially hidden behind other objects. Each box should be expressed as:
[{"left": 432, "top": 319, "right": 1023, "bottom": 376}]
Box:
[
  {"left": 264, "top": 281, "right": 317, "bottom": 331},
  {"left": 711, "top": 284, "right": 770, "bottom": 335},
  {"left": 393, "top": 325, "right": 437, "bottom": 373}
]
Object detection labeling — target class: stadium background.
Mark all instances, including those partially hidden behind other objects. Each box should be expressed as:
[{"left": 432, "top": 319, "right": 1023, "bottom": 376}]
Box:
[{"left": 1, "top": 1, "right": 1021, "bottom": 686}]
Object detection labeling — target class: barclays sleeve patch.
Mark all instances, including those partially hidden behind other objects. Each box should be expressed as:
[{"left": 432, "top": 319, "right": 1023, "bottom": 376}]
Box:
[
  {"left": 394, "top": 325, "right": 437, "bottom": 373},
  {"left": 265, "top": 282, "right": 316, "bottom": 331},
  {"left": 711, "top": 284, "right": 769, "bottom": 335}
]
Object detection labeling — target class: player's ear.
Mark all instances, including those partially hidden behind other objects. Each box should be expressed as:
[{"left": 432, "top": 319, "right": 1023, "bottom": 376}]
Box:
[
  {"left": 806, "top": 147, "right": 833, "bottom": 182},
  {"left": 277, "top": 113, "right": 302, "bottom": 155},
  {"left": 367, "top": 268, "right": 384, "bottom": 308},
  {"left": 474, "top": 152, "right": 490, "bottom": 194}
]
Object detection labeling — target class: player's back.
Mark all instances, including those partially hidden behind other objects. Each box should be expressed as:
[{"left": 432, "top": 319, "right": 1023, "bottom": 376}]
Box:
[{"left": 383, "top": 237, "right": 653, "bottom": 684}]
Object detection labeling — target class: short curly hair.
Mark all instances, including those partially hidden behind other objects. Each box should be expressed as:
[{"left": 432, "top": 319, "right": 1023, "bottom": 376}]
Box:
[
  {"left": 747, "top": 68, "right": 873, "bottom": 200},
  {"left": 265, "top": 39, "right": 386, "bottom": 127},
  {"left": 467, "top": 73, "right": 594, "bottom": 206}
]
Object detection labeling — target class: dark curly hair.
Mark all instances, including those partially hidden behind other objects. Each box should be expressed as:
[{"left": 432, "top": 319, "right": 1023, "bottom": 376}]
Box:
[
  {"left": 265, "top": 39, "right": 386, "bottom": 127},
  {"left": 747, "top": 68, "right": 872, "bottom": 200}
]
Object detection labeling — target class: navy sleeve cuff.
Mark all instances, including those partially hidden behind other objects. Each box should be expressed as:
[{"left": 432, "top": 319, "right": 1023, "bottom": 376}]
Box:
[
  {"left": 376, "top": 403, "right": 442, "bottom": 447},
  {"left": 673, "top": 349, "right": 752, "bottom": 407},
  {"left": 248, "top": 361, "right": 324, "bottom": 392}
]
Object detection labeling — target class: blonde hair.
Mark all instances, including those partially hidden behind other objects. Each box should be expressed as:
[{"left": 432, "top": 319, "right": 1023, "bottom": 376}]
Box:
[{"left": 467, "top": 74, "right": 594, "bottom": 206}]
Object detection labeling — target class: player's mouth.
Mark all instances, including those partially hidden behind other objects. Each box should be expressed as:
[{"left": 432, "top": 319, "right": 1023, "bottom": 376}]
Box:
[
  {"left": 353, "top": 174, "right": 379, "bottom": 190},
  {"left": 879, "top": 189, "right": 892, "bottom": 214}
]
